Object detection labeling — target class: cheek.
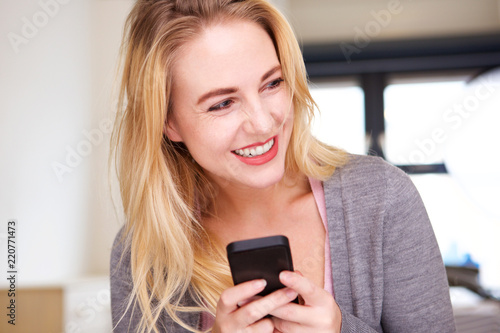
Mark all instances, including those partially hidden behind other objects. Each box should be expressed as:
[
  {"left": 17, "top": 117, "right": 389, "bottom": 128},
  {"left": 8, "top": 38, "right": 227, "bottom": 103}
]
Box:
[
  {"left": 286, "top": 104, "right": 295, "bottom": 124},
  {"left": 184, "top": 121, "right": 235, "bottom": 158},
  {"left": 273, "top": 91, "right": 294, "bottom": 126},
  {"left": 277, "top": 101, "right": 294, "bottom": 132}
]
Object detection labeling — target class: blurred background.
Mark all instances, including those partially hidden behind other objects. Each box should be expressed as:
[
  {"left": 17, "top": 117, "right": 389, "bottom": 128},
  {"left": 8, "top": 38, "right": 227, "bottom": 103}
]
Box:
[{"left": 1, "top": 0, "right": 499, "bottom": 332}]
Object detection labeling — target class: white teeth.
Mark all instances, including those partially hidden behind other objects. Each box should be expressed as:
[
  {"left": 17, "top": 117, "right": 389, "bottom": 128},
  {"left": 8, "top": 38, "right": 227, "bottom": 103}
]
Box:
[{"left": 234, "top": 138, "right": 274, "bottom": 158}]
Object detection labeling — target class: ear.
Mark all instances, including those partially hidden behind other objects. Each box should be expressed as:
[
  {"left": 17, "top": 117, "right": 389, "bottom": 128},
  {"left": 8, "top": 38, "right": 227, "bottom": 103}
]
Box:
[{"left": 163, "top": 118, "right": 183, "bottom": 142}]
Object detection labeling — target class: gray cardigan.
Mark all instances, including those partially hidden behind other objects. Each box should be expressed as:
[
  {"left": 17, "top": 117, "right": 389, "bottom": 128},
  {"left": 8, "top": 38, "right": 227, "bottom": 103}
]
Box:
[{"left": 110, "top": 154, "right": 457, "bottom": 332}]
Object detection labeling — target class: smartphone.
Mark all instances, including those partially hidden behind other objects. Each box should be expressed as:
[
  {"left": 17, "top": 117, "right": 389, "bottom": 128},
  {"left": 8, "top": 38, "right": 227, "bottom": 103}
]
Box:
[{"left": 226, "top": 235, "right": 296, "bottom": 300}]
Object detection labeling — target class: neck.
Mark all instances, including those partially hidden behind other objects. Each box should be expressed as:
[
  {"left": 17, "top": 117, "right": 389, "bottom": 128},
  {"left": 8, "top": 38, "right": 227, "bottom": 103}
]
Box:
[{"left": 206, "top": 172, "right": 310, "bottom": 231}]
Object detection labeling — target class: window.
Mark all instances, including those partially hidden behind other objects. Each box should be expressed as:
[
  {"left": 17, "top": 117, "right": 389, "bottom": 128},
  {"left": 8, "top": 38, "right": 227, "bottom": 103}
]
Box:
[
  {"left": 383, "top": 71, "right": 500, "bottom": 290},
  {"left": 310, "top": 80, "right": 365, "bottom": 154},
  {"left": 384, "top": 74, "right": 469, "bottom": 165}
]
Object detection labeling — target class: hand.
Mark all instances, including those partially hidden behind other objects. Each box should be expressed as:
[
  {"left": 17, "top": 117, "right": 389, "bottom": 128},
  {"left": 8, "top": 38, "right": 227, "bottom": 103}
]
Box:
[
  {"left": 212, "top": 279, "right": 299, "bottom": 333},
  {"left": 270, "top": 271, "right": 342, "bottom": 333}
]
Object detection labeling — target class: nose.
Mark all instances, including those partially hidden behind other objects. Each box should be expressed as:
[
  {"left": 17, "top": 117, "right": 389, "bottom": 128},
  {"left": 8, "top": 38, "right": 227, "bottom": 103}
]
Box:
[{"left": 242, "top": 97, "right": 275, "bottom": 135}]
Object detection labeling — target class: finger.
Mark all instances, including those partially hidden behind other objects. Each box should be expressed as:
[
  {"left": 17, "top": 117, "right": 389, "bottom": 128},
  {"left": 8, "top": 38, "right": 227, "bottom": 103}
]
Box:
[
  {"left": 273, "top": 272, "right": 340, "bottom": 329},
  {"left": 237, "top": 295, "right": 262, "bottom": 307},
  {"left": 279, "top": 271, "right": 328, "bottom": 307},
  {"left": 269, "top": 301, "right": 312, "bottom": 324},
  {"left": 217, "top": 279, "right": 267, "bottom": 314},
  {"left": 247, "top": 317, "right": 274, "bottom": 333},
  {"left": 235, "top": 287, "right": 298, "bottom": 325},
  {"left": 272, "top": 316, "right": 304, "bottom": 333},
  {"left": 273, "top": 307, "right": 340, "bottom": 332}
]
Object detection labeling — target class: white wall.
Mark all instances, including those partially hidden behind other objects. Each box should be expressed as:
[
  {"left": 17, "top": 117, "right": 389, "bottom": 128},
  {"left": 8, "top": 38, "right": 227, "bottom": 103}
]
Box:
[
  {"left": 0, "top": 0, "right": 131, "bottom": 286},
  {"left": 1, "top": 0, "right": 93, "bottom": 285},
  {"left": 286, "top": 0, "right": 500, "bottom": 43},
  {"left": 86, "top": 0, "right": 133, "bottom": 276}
]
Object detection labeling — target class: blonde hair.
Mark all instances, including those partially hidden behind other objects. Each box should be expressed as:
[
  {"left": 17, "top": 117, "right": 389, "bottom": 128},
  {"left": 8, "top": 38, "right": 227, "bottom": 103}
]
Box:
[{"left": 111, "top": 0, "right": 347, "bottom": 332}]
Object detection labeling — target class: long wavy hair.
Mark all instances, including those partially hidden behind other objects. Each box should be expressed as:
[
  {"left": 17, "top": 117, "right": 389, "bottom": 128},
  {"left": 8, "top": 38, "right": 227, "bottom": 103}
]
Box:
[{"left": 111, "top": 0, "right": 347, "bottom": 332}]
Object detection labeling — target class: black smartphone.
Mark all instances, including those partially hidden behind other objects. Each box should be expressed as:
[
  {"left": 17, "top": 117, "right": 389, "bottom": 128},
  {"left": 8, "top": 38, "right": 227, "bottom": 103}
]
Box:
[{"left": 226, "top": 235, "right": 296, "bottom": 299}]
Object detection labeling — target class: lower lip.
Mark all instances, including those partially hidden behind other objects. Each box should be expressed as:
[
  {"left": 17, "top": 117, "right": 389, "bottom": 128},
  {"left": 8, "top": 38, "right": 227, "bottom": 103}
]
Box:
[{"left": 233, "top": 136, "right": 279, "bottom": 166}]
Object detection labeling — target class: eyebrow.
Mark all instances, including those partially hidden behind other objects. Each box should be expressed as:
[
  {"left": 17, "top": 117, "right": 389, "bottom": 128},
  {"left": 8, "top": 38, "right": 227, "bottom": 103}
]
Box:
[
  {"left": 197, "top": 87, "right": 238, "bottom": 105},
  {"left": 261, "top": 65, "right": 282, "bottom": 83},
  {"left": 196, "top": 65, "right": 282, "bottom": 105}
]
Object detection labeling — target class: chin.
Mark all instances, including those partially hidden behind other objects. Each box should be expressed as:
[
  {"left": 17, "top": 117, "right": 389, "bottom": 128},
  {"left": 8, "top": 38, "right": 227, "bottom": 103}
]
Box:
[{"left": 245, "top": 168, "right": 286, "bottom": 189}]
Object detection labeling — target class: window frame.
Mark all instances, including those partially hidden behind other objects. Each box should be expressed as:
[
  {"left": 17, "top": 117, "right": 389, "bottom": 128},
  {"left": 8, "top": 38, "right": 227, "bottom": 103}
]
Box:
[{"left": 302, "top": 33, "right": 500, "bottom": 174}]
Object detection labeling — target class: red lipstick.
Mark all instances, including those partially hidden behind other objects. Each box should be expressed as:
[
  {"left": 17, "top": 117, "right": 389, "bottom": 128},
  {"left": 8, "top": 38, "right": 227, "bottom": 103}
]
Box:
[{"left": 232, "top": 136, "right": 278, "bottom": 166}]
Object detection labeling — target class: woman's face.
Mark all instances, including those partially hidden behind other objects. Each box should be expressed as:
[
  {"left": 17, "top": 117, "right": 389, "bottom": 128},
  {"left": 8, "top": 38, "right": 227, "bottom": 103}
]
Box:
[{"left": 166, "top": 20, "right": 294, "bottom": 190}]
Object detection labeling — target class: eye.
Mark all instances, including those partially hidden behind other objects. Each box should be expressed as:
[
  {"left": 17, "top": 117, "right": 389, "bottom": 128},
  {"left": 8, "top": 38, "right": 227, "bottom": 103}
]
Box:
[
  {"left": 208, "top": 99, "right": 234, "bottom": 112},
  {"left": 266, "top": 78, "right": 284, "bottom": 90}
]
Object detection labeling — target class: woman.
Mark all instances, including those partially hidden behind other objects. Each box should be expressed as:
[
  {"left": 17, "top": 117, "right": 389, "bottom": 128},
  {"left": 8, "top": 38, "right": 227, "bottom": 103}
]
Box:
[{"left": 110, "top": 0, "right": 456, "bottom": 332}]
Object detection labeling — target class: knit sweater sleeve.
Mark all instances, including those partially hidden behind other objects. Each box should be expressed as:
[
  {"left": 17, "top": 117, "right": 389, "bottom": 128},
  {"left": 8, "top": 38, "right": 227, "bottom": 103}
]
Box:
[
  {"left": 378, "top": 160, "right": 456, "bottom": 332},
  {"left": 326, "top": 155, "right": 456, "bottom": 332}
]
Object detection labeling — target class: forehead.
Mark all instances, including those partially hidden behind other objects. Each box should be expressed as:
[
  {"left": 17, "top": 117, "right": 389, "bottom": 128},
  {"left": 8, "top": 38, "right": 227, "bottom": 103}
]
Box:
[{"left": 172, "top": 20, "right": 280, "bottom": 98}]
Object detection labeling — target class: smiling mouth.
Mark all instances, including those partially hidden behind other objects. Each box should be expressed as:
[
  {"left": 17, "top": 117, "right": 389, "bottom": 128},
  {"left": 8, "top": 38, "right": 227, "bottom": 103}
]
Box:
[{"left": 233, "top": 138, "right": 275, "bottom": 158}]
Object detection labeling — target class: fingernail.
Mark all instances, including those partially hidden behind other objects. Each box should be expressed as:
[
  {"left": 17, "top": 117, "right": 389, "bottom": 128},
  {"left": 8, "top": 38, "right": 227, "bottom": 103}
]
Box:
[
  {"left": 254, "top": 279, "right": 267, "bottom": 289},
  {"left": 280, "top": 271, "right": 292, "bottom": 282}
]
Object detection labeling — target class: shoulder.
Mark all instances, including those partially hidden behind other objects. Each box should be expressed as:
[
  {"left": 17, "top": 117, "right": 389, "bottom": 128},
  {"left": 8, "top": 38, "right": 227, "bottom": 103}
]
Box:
[
  {"left": 110, "top": 226, "right": 131, "bottom": 276},
  {"left": 110, "top": 225, "right": 133, "bottom": 297},
  {"left": 324, "top": 153, "right": 412, "bottom": 199},
  {"left": 110, "top": 226, "right": 138, "bottom": 331},
  {"left": 322, "top": 153, "right": 426, "bottom": 236},
  {"left": 332, "top": 153, "right": 406, "bottom": 182},
  {"left": 109, "top": 227, "right": 201, "bottom": 332}
]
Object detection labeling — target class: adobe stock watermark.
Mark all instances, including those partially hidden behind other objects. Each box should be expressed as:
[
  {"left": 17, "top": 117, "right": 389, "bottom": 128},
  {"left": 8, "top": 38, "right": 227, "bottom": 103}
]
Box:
[
  {"left": 7, "top": 0, "right": 72, "bottom": 54},
  {"left": 340, "top": 0, "right": 404, "bottom": 63},
  {"left": 395, "top": 73, "right": 499, "bottom": 164},
  {"left": 64, "top": 288, "right": 111, "bottom": 333},
  {"left": 52, "top": 118, "right": 113, "bottom": 183}
]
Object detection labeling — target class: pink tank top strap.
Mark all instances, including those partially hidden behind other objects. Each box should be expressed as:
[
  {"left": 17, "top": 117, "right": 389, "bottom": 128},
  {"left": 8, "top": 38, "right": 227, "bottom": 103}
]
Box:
[{"left": 309, "top": 177, "right": 334, "bottom": 297}]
